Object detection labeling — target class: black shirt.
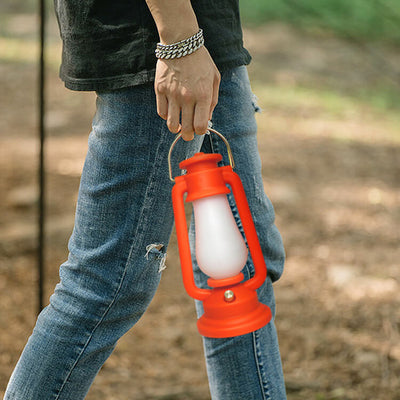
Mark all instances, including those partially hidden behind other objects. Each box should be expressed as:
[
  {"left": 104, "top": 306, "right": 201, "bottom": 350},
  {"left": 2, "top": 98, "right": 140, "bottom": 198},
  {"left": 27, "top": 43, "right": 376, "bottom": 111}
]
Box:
[{"left": 54, "top": 0, "right": 251, "bottom": 91}]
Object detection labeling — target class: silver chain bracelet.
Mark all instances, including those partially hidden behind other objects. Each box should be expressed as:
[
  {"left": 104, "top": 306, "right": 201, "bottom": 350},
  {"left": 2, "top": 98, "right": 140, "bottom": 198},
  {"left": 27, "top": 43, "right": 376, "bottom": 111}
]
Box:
[{"left": 155, "top": 29, "right": 204, "bottom": 60}]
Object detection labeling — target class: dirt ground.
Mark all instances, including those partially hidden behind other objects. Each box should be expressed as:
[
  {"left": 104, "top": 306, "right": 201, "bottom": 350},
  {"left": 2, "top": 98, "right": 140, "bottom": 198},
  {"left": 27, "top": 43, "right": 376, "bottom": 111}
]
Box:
[{"left": 1, "top": 18, "right": 400, "bottom": 400}]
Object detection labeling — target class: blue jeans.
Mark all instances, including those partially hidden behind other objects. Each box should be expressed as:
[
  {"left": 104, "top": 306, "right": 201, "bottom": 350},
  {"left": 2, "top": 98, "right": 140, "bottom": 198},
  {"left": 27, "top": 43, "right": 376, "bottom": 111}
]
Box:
[{"left": 4, "top": 66, "right": 286, "bottom": 400}]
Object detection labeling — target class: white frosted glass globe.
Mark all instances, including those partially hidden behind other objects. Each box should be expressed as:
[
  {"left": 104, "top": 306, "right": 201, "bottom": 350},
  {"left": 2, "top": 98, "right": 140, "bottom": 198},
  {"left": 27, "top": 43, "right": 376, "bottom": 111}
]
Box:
[{"left": 193, "top": 194, "right": 248, "bottom": 280}]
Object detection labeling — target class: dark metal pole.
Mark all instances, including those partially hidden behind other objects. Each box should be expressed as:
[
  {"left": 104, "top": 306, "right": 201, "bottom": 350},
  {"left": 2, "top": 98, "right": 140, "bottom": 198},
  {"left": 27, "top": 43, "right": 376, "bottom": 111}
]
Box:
[{"left": 38, "top": 0, "right": 46, "bottom": 314}]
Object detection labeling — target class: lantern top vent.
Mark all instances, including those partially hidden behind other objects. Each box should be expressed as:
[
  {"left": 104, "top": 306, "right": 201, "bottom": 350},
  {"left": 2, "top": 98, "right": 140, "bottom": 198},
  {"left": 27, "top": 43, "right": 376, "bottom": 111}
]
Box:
[{"left": 179, "top": 152, "right": 222, "bottom": 173}]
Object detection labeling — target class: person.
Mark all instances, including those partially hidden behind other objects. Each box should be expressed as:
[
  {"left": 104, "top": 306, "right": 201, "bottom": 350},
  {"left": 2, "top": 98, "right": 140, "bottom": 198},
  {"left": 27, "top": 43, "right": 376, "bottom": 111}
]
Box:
[{"left": 4, "top": 0, "right": 287, "bottom": 398}]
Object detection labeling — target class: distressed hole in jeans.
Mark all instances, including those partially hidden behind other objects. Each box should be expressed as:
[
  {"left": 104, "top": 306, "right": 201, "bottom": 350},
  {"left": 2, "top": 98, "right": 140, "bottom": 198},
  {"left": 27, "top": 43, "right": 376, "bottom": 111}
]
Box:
[
  {"left": 251, "top": 93, "right": 262, "bottom": 113},
  {"left": 145, "top": 243, "right": 167, "bottom": 272}
]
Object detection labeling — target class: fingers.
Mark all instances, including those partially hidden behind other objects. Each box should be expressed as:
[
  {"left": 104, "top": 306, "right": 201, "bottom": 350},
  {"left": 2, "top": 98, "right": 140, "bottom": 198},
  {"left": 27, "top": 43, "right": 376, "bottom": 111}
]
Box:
[
  {"left": 193, "top": 102, "right": 210, "bottom": 136},
  {"left": 166, "top": 101, "right": 181, "bottom": 134},
  {"left": 193, "top": 74, "right": 220, "bottom": 136},
  {"left": 160, "top": 94, "right": 210, "bottom": 140},
  {"left": 181, "top": 102, "right": 195, "bottom": 141},
  {"left": 156, "top": 93, "right": 168, "bottom": 120},
  {"left": 163, "top": 89, "right": 215, "bottom": 139},
  {"left": 210, "top": 74, "right": 220, "bottom": 120}
]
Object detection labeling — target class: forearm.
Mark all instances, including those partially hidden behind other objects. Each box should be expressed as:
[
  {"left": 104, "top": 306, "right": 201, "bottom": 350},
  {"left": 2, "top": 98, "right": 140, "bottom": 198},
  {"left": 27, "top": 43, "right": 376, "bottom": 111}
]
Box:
[{"left": 145, "top": 0, "right": 199, "bottom": 44}]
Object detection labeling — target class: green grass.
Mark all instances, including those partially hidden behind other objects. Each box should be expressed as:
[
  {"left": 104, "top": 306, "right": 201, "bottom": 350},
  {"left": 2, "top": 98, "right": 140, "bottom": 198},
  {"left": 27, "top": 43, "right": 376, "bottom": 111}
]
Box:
[
  {"left": 252, "top": 82, "right": 400, "bottom": 143},
  {"left": 240, "top": 0, "right": 400, "bottom": 45},
  {"left": 254, "top": 81, "right": 400, "bottom": 116}
]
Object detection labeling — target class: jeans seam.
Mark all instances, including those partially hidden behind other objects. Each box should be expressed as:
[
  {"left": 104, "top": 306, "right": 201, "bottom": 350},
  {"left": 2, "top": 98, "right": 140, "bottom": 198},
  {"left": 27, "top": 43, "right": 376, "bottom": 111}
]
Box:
[
  {"left": 125, "top": 124, "right": 169, "bottom": 253},
  {"left": 252, "top": 330, "right": 271, "bottom": 400}
]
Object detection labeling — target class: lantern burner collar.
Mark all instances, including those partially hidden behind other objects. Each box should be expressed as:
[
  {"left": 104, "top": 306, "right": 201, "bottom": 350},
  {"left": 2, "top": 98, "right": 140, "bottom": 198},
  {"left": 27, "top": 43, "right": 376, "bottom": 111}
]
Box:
[{"left": 179, "top": 152, "right": 222, "bottom": 172}]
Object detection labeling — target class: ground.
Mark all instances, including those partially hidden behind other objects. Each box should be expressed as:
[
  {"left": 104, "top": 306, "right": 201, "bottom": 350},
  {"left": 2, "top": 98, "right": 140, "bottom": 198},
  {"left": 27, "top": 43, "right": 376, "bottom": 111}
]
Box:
[{"left": 1, "top": 19, "right": 400, "bottom": 400}]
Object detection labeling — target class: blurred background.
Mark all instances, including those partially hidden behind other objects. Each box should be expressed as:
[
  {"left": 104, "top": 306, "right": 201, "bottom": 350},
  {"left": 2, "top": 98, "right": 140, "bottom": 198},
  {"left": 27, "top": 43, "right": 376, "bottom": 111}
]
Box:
[{"left": 1, "top": 0, "right": 399, "bottom": 399}]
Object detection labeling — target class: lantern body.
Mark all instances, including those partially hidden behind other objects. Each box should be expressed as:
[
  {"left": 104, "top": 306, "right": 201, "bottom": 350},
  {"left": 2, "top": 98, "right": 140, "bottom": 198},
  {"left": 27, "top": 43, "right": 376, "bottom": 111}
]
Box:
[
  {"left": 193, "top": 193, "right": 248, "bottom": 280},
  {"left": 172, "top": 151, "right": 272, "bottom": 338}
]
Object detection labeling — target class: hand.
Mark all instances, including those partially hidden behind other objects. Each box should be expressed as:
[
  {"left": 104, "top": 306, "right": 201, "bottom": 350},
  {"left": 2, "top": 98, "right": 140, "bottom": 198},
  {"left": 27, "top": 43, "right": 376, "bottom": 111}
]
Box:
[{"left": 154, "top": 46, "right": 221, "bottom": 141}]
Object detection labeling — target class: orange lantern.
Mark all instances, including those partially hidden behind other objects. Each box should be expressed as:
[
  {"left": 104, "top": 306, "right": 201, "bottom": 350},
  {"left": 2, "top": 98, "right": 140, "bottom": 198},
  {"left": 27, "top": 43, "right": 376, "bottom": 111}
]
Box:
[{"left": 169, "top": 129, "right": 272, "bottom": 338}]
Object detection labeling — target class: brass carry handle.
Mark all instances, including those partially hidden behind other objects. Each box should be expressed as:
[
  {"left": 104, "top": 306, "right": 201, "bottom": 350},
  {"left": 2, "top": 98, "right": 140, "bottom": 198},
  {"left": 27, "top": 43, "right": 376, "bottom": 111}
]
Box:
[{"left": 168, "top": 128, "right": 235, "bottom": 182}]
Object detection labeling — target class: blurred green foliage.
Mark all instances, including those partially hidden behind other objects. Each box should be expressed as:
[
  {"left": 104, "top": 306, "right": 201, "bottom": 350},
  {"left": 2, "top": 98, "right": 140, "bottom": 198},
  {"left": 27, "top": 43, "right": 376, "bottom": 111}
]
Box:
[
  {"left": 2, "top": 0, "right": 400, "bottom": 45},
  {"left": 240, "top": 0, "right": 400, "bottom": 45},
  {"left": 0, "top": 0, "right": 37, "bottom": 14}
]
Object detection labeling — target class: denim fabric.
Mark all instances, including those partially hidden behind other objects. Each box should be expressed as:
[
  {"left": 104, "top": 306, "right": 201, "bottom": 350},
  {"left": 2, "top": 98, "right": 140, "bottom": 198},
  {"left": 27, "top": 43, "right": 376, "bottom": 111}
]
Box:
[
  {"left": 54, "top": 0, "right": 251, "bottom": 91},
  {"left": 4, "top": 66, "right": 286, "bottom": 399}
]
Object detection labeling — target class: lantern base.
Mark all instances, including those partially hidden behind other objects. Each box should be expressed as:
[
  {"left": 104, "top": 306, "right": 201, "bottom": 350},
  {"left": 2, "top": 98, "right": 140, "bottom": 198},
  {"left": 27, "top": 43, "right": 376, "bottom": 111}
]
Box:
[{"left": 197, "top": 281, "right": 272, "bottom": 338}]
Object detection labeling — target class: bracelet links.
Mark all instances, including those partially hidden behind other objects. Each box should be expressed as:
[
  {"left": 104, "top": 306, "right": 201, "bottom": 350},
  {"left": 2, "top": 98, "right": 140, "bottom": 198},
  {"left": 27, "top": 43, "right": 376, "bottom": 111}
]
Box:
[{"left": 155, "top": 29, "right": 204, "bottom": 60}]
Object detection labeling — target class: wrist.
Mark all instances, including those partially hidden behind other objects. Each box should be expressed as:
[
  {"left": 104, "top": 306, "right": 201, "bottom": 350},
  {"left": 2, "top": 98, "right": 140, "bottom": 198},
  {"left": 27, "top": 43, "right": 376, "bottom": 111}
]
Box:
[{"left": 155, "top": 29, "right": 204, "bottom": 60}]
